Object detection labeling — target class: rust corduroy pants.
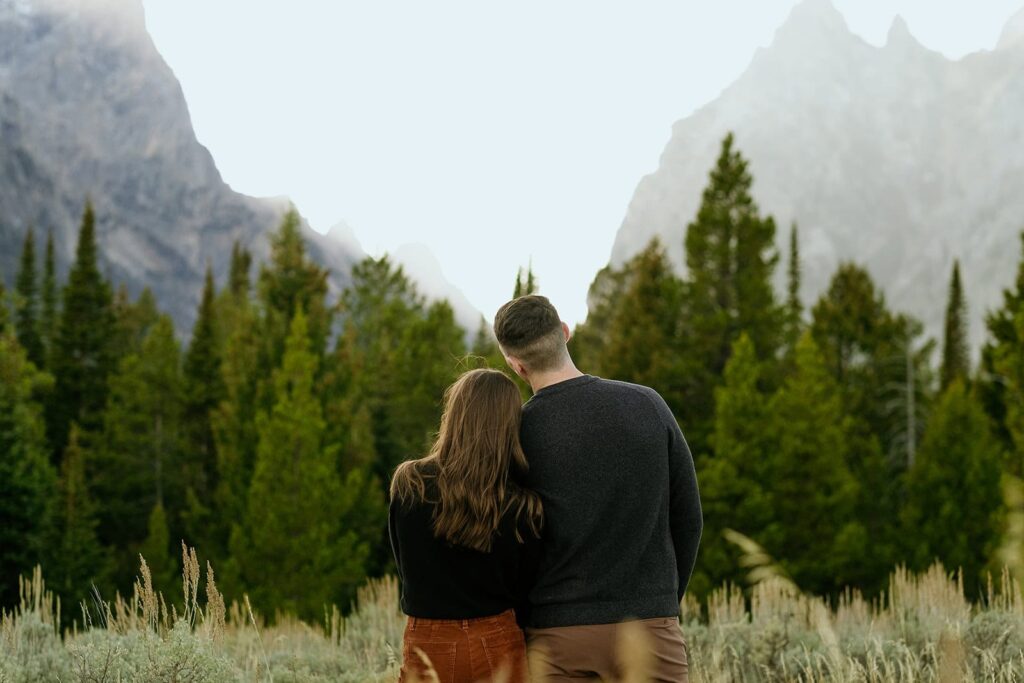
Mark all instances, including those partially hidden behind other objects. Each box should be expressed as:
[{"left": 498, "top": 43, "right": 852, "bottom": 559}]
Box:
[{"left": 399, "top": 609, "right": 528, "bottom": 683}]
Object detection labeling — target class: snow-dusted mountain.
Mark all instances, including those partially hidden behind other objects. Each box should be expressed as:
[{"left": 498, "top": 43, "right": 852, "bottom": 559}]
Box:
[
  {"left": 0, "top": 0, "right": 361, "bottom": 331},
  {"left": 610, "top": 0, "right": 1024, "bottom": 351}
]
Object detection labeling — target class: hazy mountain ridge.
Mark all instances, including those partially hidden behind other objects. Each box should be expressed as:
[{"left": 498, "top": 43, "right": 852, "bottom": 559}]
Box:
[
  {"left": 611, "top": 0, "right": 1024, "bottom": 351},
  {"left": 0, "top": 0, "right": 361, "bottom": 332}
]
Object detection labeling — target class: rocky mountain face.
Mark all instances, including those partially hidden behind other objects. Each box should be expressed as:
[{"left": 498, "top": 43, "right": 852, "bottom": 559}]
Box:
[
  {"left": 611, "top": 0, "right": 1024, "bottom": 351},
  {"left": 0, "top": 0, "right": 360, "bottom": 332}
]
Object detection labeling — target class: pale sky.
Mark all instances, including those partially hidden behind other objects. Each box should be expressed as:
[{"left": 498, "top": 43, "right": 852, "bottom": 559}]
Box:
[{"left": 141, "top": 0, "right": 1022, "bottom": 326}]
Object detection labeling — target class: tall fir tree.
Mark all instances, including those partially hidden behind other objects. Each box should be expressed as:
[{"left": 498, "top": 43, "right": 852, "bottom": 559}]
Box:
[
  {"left": 46, "top": 424, "right": 109, "bottom": 620},
  {"left": 981, "top": 232, "right": 1024, "bottom": 456},
  {"left": 902, "top": 380, "right": 1003, "bottom": 594},
  {"left": 941, "top": 260, "right": 970, "bottom": 390},
  {"left": 91, "top": 315, "right": 183, "bottom": 587},
  {"left": 139, "top": 502, "right": 178, "bottom": 602},
  {"left": 50, "top": 201, "right": 116, "bottom": 456},
  {"left": 680, "top": 132, "right": 782, "bottom": 449},
  {"left": 691, "top": 333, "right": 773, "bottom": 597},
  {"left": 513, "top": 263, "right": 538, "bottom": 298},
  {"left": 181, "top": 266, "right": 225, "bottom": 552},
  {"left": 257, "top": 207, "right": 331, "bottom": 362},
  {"left": 15, "top": 226, "right": 45, "bottom": 368},
  {"left": 569, "top": 264, "right": 629, "bottom": 375},
  {"left": 210, "top": 257, "right": 260, "bottom": 575},
  {"left": 764, "top": 333, "right": 864, "bottom": 594},
  {"left": 0, "top": 329, "right": 57, "bottom": 606},
  {"left": 784, "top": 223, "right": 803, "bottom": 354},
  {"left": 229, "top": 309, "right": 371, "bottom": 619},
  {"left": 40, "top": 230, "right": 59, "bottom": 361},
  {"left": 993, "top": 309, "right": 1024, "bottom": 474},
  {"left": 595, "top": 239, "right": 686, "bottom": 415},
  {"left": 0, "top": 280, "right": 9, "bottom": 330}
]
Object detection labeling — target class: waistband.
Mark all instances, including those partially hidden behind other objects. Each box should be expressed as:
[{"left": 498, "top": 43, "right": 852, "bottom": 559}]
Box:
[{"left": 407, "top": 608, "right": 517, "bottom": 631}]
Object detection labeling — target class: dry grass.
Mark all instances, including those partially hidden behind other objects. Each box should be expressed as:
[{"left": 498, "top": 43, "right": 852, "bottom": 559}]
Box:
[{"left": 2, "top": 540, "right": 1024, "bottom": 682}]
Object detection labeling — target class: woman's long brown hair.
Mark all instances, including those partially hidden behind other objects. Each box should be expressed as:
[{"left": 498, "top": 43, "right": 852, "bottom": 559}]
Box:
[{"left": 390, "top": 368, "right": 543, "bottom": 552}]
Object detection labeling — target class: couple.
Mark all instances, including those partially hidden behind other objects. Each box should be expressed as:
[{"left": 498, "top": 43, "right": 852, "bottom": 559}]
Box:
[{"left": 389, "top": 295, "right": 703, "bottom": 682}]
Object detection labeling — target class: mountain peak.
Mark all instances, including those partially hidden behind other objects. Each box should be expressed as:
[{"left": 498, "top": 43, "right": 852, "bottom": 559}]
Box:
[
  {"left": 997, "top": 6, "right": 1024, "bottom": 50},
  {"left": 885, "top": 15, "right": 922, "bottom": 50},
  {"left": 771, "top": 0, "right": 853, "bottom": 51}
]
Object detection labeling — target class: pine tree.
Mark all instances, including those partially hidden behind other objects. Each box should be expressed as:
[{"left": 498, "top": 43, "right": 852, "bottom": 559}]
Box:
[
  {"left": 691, "top": 334, "right": 773, "bottom": 597},
  {"left": 229, "top": 309, "right": 370, "bottom": 619},
  {"left": 257, "top": 207, "right": 331, "bottom": 361},
  {"left": 210, "top": 284, "right": 261, "bottom": 575},
  {"left": 15, "top": 226, "right": 45, "bottom": 367},
  {"left": 40, "top": 230, "right": 59, "bottom": 361},
  {"left": 981, "top": 233, "right": 1024, "bottom": 455},
  {"left": 993, "top": 309, "right": 1024, "bottom": 474},
  {"left": 569, "top": 264, "right": 629, "bottom": 374},
  {"left": 598, "top": 239, "right": 685, "bottom": 415},
  {"left": 181, "top": 267, "right": 224, "bottom": 551},
  {"left": 228, "top": 241, "right": 252, "bottom": 299},
  {"left": 91, "top": 315, "right": 183, "bottom": 587},
  {"left": 139, "top": 502, "right": 178, "bottom": 602},
  {"left": 50, "top": 201, "right": 116, "bottom": 455},
  {"left": 47, "top": 424, "right": 109, "bottom": 619},
  {"left": 941, "top": 260, "right": 970, "bottom": 390},
  {"left": 680, "top": 133, "right": 782, "bottom": 448},
  {"left": 784, "top": 223, "right": 803, "bottom": 354},
  {"left": 513, "top": 263, "right": 538, "bottom": 298},
  {"left": 764, "top": 333, "right": 863, "bottom": 593},
  {"left": 111, "top": 286, "right": 160, "bottom": 360},
  {"left": 903, "top": 380, "right": 1003, "bottom": 594},
  {"left": 0, "top": 330, "right": 57, "bottom": 606},
  {"left": 0, "top": 281, "right": 9, "bottom": 331}
]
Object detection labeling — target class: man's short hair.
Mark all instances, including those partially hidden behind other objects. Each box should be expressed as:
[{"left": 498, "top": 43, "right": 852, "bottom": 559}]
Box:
[{"left": 493, "top": 295, "right": 569, "bottom": 372}]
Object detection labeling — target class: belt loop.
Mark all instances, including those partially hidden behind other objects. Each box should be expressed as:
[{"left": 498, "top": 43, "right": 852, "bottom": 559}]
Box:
[
  {"left": 462, "top": 618, "right": 469, "bottom": 630},
  {"left": 409, "top": 616, "right": 417, "bottom": 631}
]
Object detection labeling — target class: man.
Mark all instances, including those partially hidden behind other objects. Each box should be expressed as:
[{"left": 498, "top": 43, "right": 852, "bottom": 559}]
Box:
[{"left": 493, "top": 294, "right": 702, "bottom": 682}]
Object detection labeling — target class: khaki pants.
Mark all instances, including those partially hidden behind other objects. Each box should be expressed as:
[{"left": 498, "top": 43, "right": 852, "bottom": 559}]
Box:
[{"left": 526, "top": 617, "right": 689, "bottom": 682}]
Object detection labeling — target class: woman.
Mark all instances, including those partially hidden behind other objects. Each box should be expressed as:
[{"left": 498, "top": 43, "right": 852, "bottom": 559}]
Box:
[{"left": 389, "top": 368, "right": 544, "bottom": 683}]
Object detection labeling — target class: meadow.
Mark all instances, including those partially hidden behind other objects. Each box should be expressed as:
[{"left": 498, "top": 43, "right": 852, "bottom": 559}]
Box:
[{"left": 3, "top": 546, "right": 1024, "bottom": 683}]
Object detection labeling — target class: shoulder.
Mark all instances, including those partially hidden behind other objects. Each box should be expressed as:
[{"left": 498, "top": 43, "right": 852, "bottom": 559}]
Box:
[{"left": 594, "top": 379, "right": 675, "bottom": 426}]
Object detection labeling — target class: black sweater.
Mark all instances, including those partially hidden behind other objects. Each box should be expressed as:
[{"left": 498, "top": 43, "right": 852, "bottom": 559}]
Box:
[
  {"left": 519, "top": 375, "right": 703, "bottom": 628},
  {"left": 388, "top": 465, "right": 541, "bottom": 620}
]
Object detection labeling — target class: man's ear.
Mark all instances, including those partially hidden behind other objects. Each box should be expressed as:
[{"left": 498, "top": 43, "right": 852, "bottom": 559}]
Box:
[
  {"left": 503, "top": 353, "right": 529, "bottom": 381},
  {"left": 562, "top": 321, "right": 571, "bottom": 343}
]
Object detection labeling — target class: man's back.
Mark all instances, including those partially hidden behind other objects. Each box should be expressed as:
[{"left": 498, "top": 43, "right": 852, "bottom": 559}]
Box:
[{"left": 519, "top": 374, "right": 702, "bottom": 629}]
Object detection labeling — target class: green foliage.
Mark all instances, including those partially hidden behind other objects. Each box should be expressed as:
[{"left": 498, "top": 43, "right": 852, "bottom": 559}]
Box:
[
  {"left": 693, "top": 334, "right": 773, "bottom": 597},
  {"left": 39, "top": 230, "right": 58, "bottom": 361},
  {"left": 982, "top": 232, "right": 1024, "bottom": 460},
  {"left": 139, "top": 502, "right": 179, "bottom": 603},
  {"left": 513, "top": 262, "right": 538, "bottom": 298},
  {"left": 784, "top": 222, "right": 803, "bottom": 354},
  {"left": 0, "top": 330, "right": 57, "bottom": 606},
  {"left": 15, "top": 226, "right": 45, "bottom": 368},
  {"left": 257, "top": 207, "right": 331, "bottom": 362},
  {"left": 229, "top": 310, "right": 373, "bottom": 619},
  {"left": 763, "top": 333, "right": 863, "bottom": 594},
  {"left": 679, "top": 132, "right": 782, "bottom": 447},
  {"left": 941, "top": 259, "right": 970, "bottom": 390},
  {"left": 90, "top": 315, "right": 183, "bottom": 586},
  {"left": 993, "top": 309, "right": 1024, "bottom": 474},
  {"left": 49, "top": 201, "right": 116, "bottom": 455},
  {"left": 46, "top": 424, "right": 109, "bottom": 619},
  {"left": 181, "top": 267, "right": 225, "bottom": 552},
  {"left": 903, "top": 380, "right": 1004, "bottom": 593},
  {"left": 587, "top": 239, "right": 686, "bottom": 414}
]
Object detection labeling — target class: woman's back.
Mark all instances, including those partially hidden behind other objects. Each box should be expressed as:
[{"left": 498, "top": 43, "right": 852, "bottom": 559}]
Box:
[{"left": 388, "top": 461, "right": 540, "bottom": 620}]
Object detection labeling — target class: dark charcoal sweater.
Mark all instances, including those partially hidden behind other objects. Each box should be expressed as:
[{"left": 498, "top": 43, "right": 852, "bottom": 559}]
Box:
[
  {"left": 519, "top": 375, "right": 703, "bottom": 628},
  {"left": 388, "top": 463, "right": 542, "bottom": 620}
]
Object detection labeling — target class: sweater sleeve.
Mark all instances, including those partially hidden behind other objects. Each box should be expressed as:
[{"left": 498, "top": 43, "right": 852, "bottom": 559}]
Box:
[{"left": 649, "top": 391, "right": 703, "bottom": 603}]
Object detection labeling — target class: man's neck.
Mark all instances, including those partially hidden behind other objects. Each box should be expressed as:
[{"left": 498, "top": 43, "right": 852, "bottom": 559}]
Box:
[{"left": 529, "top": 364, "right": 585, "bottom": 394}]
